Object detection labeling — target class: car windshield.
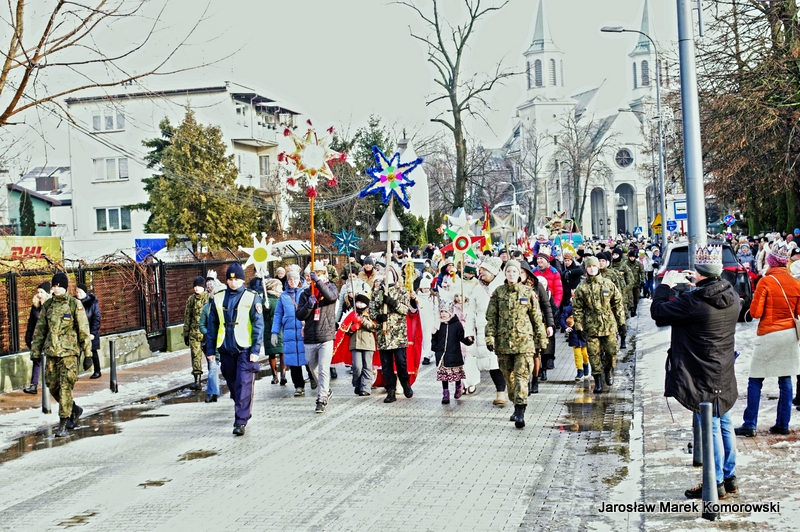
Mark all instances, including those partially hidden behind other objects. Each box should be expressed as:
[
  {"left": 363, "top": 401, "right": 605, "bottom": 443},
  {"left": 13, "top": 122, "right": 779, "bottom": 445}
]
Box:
[{"left": 666, "top": 245, "right": 738, "bottom": 269}]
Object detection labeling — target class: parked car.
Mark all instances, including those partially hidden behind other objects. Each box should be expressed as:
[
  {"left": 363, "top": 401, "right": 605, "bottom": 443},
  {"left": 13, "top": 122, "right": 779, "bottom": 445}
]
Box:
[{"left": 654, "top": 240, "right": 752, "bottom": 321}]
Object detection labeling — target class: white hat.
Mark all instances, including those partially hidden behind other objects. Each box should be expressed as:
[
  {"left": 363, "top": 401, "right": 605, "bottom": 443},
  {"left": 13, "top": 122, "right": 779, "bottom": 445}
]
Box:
[
  {"left": 419, "top": 272, "right": 434, "bottom": 290},
  {"left": 480, "top": 256, "right": 502, "bottom": 276}
]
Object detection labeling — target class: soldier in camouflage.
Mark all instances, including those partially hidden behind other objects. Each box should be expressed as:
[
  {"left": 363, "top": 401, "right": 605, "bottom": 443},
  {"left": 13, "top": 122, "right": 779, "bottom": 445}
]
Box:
[
  {"left": 626, "top": 250, "right": 645, "bottom": 316},
  {"left": 598, "top": 251, "right": 629, "bottom": 349},
  {"left": 484, "top": 260, "right": 548, "bottom": 429},
  {"left": 369, "top": 264, "right": 416, "bottom": 403},
  {"left": 30, "top": 272, "right": 92, "bottom": 437},
  {"left": 184, "top": 276, "right": 211, "bottom": 390},
  {"left": 572, "top": 256, "right": 626, "bottom": 394}
]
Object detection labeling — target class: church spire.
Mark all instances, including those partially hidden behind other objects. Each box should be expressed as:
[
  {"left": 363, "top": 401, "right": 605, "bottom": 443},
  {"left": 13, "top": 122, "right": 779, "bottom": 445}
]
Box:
[
  {"left": 630, "top": 0, "right": 652, "bottom": 56},
  {"left": 527, "top": 0, "right": 556, "bottom": 54}
]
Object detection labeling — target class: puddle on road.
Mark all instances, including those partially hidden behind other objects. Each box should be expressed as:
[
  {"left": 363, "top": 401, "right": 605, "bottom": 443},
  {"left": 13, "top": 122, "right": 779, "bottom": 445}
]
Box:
[
  {"left": 138, "top": 478, "right": 171, "bottom": 488},
  {"left": 0, "top": 364, "right": 275, "bottom": 465},
  {"left": 58, "top": 510, "right": 98, "bottom": 528},
  {"left": 178, "top": 449, "right": 218, "bottom": 461}
]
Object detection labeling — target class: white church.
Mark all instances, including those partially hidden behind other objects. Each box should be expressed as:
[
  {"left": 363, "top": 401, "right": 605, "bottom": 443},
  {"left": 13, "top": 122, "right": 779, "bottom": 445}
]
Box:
[{"left": 503, "top": 0, "right": 661, "bottom": 240}]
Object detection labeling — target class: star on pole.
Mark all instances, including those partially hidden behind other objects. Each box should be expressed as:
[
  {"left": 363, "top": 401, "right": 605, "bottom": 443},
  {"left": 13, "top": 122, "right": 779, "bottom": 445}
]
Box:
[
  {"left": 491, "top": 212, "right": 515, "bottom": 243},
  {"left": 359, "top": 146, "right": 423, "bottom": 209},
  {"left": 239, "top": 233, "right": 278, "bottom": 278},
  {"left": 278, "top": 120, "right": 346, "bottom": 198},
  {"left": 332, "top": 227, "right": 362, "bottom": 256}
]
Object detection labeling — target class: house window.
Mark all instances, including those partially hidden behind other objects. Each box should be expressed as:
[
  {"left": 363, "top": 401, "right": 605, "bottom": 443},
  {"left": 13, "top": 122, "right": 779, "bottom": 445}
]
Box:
[
  {"left": 259, "top": 155, "right": 270, "bottom": 176},
  {"left": 96, "top": 207, "right": 131, "bottom": 232},
  {"left": 560, "top": 60, "right": 564, "bottom": 86},
  {"left": 534, "top": 60, "right": 543, "bottom": 87},
  {"left": 92, "top": 111, "right": 125, "bottom": 132},
  {"left": 549, "top": 59, "right": 556, "bottom": 86},
  {"left": 93, "top": 157, "right": 129, "bottom": 180},
  {"left": 633, "top": 63, "right": 638, "bottom": 89},
  {"left": 642, "top": 60, "right": 650, "bottom": 86}
]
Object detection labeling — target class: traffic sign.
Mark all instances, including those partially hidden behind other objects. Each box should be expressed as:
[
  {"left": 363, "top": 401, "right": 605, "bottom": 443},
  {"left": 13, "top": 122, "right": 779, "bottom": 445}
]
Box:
[
  {"left": 723, "top": 214, "right": 735, "bottom": 227},
  {"left": 673, "top": 201, "right": 687, "bottom": 220},
  {"left": 650, "top": 213, "right": 662, "bottom": 228},
  {"left": 634, "top": 226, "right": 643, "bottom": 235},
  {"left": 666, "top": 220, "right": 678, "bottom": 231}
]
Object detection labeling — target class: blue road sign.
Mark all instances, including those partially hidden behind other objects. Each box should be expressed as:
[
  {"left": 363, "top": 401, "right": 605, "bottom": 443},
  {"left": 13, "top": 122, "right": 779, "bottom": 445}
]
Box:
[
  {"left": 723, "top": 214, "right": 735, "bottom": 227},
  {"left": 666, "top": 220, "right": 678, "bottom": 232},
  {"left": 634, "top": 226, "right": 643, "bottom": 235}
]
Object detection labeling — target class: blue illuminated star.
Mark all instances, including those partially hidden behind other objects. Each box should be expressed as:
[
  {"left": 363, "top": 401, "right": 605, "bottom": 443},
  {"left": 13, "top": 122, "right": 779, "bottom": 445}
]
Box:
[
  {"left": 359, "top": 146, "right": 423, "bottom": 209},
  {"left": 332, "top": 227, "right": 362, "bottom": 256}
]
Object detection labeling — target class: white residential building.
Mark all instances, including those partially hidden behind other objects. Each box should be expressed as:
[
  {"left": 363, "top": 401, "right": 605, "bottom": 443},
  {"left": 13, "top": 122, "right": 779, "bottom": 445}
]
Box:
[{"left": 63, "top": 82, "right": 300, "bottom": 261}]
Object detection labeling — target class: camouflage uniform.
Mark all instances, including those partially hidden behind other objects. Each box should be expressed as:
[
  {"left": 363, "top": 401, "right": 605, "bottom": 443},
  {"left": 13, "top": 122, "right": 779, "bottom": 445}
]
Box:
[
  {"left": 626, "top": 257, "right": 645, "bottom": 310},
  {"left": 572, "top": 274, "right": 626, "bottom": 375},
  {"left": 611, "top": 260, "right": 635, "bottom": 308},
  {"left": 484, "top": 283, "right": 548, "bottom": 405},
  {"left": 600, "top": 267, "right": 626, "bottom": 307},
  {"left": 30, "top": 294, "right": 91, "bottom": 418},
  {"left": 326, "top": 264, "right": 339, "bottom": 284},
  {"left": 369, "top": 283, "right": 410, "bottom": 350},
  {"left": 184, "top": 292, "right": 211, "bottom": 376}
]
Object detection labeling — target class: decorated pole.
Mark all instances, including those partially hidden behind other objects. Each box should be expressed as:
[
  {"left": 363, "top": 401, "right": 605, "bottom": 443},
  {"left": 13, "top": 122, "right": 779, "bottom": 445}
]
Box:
[
  {"left": 310, "top": 196, "right": 315, "bottom": 269},
  {"left": 333, "top": 226, "right": 362, "bottom": 314},
  {"left": 385, "top": 196, "right": 394, "bottom": 265}
]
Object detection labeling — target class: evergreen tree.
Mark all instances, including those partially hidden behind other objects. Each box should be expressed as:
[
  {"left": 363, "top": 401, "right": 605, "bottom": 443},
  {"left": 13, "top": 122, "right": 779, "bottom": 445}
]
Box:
[
  {"left": 134, "top": 110, "right": 259, "bottom": 249},
  {"left": 19, "top": 189, "right": 36, "bottom": 236}
]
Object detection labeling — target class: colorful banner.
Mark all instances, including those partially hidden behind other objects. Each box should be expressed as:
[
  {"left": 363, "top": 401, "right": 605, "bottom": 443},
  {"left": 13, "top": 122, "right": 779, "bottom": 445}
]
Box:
[{"left": 0, "top": 236, "right": 62, "bottom": 269}]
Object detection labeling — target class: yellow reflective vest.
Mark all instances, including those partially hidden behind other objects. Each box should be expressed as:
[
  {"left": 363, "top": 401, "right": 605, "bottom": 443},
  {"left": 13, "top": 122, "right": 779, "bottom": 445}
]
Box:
[{"left": 214, "top": 289, "right": 256, "bottom": 349}]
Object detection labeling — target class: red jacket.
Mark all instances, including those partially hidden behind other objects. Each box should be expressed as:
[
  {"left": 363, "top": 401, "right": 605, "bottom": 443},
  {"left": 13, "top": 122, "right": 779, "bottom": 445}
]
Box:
[
  {"left": 534, "top": 266, "right": 564, "bottom": 307},
  {"left": 750, "top": 268, "right": 800, "bottom": 336}
]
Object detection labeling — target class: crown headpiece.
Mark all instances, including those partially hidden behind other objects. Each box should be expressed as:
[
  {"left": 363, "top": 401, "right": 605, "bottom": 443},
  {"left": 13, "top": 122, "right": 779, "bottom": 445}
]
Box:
[
  {"left": 769, "top": 243, "right": 791, "bottom": 261},
  {"left": 538, "top": 244, "right": 552, "bottom": 258},
  {"left": 694, "top": 245, "right": 723, "bottom": 266}
]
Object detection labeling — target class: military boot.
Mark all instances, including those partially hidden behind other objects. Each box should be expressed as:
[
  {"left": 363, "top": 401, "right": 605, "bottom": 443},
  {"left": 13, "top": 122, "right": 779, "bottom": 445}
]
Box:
[
  {"left": 66, "top": 403, "right": 83, "bottom": 430},
  {"left": 593, "top": 374, "right": 604, "bottom": 394},
  {"left": 539, "top": 369, "right": 547, "bottom": 381},
  {"left": 514, "top": 404, "right": 526, "bottom": 429},
  {"left": 189, "top": 374, "right": 201, "bottom": 391},
  {"left": 604, "top": 367, "right": 614, "bottom": 386},
  {"left": 55, "top": 418, "right": 69, "bottom": 438},
  {"left": 383, "top": 390, "right": 397, "bottom": 403},
  {"left": 529, "top": 374, "right": 539, "bottom": 394},
  {"left": 620, "top": 337, "right": 627, "bottom": 349}
]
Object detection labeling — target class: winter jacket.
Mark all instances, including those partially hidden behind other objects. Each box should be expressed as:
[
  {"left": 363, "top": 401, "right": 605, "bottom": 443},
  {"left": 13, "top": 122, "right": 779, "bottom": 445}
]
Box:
[
  {"left": 271, "top": 287, "right": 305, "bottom": 366},
  {"left": 573, "top": 274, "right": 626, "bottom": 337},
  {"left": 346, "top": 308, "right": 377, "bottom": 352},
  {"left": 25, "top": 296, "right": 47, "bottom": 349},
  {"left": 369, "top": 283, "right": 412, "bottom": 350},
  {"left": 559, "top": 304, "right": 586, "bottom": 348},
  {"left": 650, "top": 277, "right": 740, "bottom": 415},
  {"left": 533, "top": 265, "right": 563, "bottom": 307},
  {"left": 296, "top": 280, "right": 339, "bottom": 344},
  {"left": 463, "top": 275, "right": 504, "bottom": 370},
  {"left": 484, "top": 282, "right": 548, "bottom": 356},
  {"left": 264, "top": 292, "right": 283, "bottom": 355},
  {"left": 432, "top": 316, "right": 472, "bottom": 367},
  {"left": 80, "top": 293, "right": 101, "bottom": 351},
  {"left": 749, "top": 268, "right": 800, "bottom": 336},
  {"left": 561, "top": 262, "right": 584, "bottom": 307}
]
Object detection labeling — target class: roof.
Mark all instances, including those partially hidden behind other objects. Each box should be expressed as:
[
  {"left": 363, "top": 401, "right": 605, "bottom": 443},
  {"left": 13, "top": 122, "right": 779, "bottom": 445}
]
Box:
[
  {"left": 6, "top": 183, "right": 62, "bottom": 206},
  {"left": 630, "top": 0, "right": 652, "bottom": 57},
  {"left": 16, "top": 166, "right": 72, "bottom": 204},
  {"left": 571, "top": 87, "right": 600, "bottom": 121},
  {"left": 525, "top": 0, "right": 560, "bottom": 55}
]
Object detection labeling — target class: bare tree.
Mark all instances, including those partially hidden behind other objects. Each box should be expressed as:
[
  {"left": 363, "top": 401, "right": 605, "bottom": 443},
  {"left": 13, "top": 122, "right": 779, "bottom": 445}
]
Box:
[
  {"left": 396, "top": 0, "right": 516, "bottom": 208},
  {"left": 504, "top": 122, "right": 551, "bottom": 225},
  {"left": 556, "top": 113, "right": 615, "bottom": 228},
  {"left": 0, "top": 0, "right": 218, "bottom": 127}
]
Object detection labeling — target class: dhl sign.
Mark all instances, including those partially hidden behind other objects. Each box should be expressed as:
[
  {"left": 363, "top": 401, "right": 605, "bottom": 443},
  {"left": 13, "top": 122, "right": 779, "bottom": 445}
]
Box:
[{"left": 0, "top": 237, "right": 62, "bottom": 270}]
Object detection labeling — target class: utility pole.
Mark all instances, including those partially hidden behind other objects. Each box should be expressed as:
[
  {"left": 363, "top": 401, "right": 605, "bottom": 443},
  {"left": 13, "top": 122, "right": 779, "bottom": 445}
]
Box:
[{"left": 677, "top": 0, "right": 707, "bottom": 260}]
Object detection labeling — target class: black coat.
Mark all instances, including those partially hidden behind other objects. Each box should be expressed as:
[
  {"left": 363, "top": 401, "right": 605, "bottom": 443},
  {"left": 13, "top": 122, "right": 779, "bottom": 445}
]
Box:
[
  {"left": 25, "top": 303, "right": 42, "bottom": 349},
  {"left": 561, "top": 262, "right": 584, "bottom": 307},
  {"left": 80, "top": 293, "right": 101, "bottom": 350},
  {"left": 650, "top": 277, "right": 740, "bottom": 415},
  {"left": 296, "top": 280, "right": 339, "bottom": 344},
  {"left": 431, "top": 316, "right": 473, "bottom": 367}
]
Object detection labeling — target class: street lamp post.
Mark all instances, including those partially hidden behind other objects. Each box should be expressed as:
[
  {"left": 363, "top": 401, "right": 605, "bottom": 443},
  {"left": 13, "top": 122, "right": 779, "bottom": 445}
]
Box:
[{"left": 601, "top": 26, "right": 666, "bottom": 251}]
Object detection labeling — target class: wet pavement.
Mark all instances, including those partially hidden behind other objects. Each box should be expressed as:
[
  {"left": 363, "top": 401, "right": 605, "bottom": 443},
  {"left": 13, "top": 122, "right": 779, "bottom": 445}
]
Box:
[{"left": 0, "top": 301, "right": 797, "bottom": 530}]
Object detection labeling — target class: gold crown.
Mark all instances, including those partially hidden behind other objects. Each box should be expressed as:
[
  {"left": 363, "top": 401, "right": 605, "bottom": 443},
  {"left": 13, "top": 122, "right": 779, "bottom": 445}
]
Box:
[
  {"left": 694, "top": 245, "right": 723, "bottom": 265},
  {"left": 770, "top": 243, "right": 791, "bottom": 261}
]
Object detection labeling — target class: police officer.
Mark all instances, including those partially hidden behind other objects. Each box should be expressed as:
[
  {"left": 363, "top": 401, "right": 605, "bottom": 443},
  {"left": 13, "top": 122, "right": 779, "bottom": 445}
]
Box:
[
  {"left": 184, "top": 276, "right": 210, "bottom": 390},
  {"left": 484, "top": 260, "right": 548, "bottom": 428},
  {"left": 206, "top": 263, "right": 265, "bottom": 436},
  {"left": 572, "top": 256, "right": 626, "bottom": 393},
  {"left": 30, "top": 272, "right": 92, "bottom": 437}
]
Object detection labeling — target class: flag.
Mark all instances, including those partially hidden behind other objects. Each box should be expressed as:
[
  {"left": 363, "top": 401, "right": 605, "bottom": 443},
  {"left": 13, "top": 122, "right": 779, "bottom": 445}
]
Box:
[{"left": 481, "top": 204, "right": 493, "bottom": 251}]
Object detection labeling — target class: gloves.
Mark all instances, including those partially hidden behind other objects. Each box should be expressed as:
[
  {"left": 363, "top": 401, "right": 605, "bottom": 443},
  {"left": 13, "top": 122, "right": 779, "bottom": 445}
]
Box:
[
  {"left": 383, "top": 294, "right": 398, "bottom": 310},
  {"left": 307, "top": 295, "right": 318, "bottom": 307},
  {"left": 486, "top": 343, "right": 494, "bottom": 352},
  {"left": 463, "top": 336, "right": 475, "bottom": 346},
  {"left": 83, "top": 356, "right": 93, "bottom": 371},
  {"left": 619, "top": 325, "right": 627, "bottom": 337},
  {"left": 270, "top": 333, "right": 278, "bottom": 346},
  {"left": 565, "top": 326, "right": 573, "bottom": 333},
  {"left": 184, "top": 335, "right": 190, "bottom": 347},
  {"left": 374, "top": 313, "right": 389, "bottom": 323},
  {"left": 309, "top": 272, "right": 319, "bottom": 283}
]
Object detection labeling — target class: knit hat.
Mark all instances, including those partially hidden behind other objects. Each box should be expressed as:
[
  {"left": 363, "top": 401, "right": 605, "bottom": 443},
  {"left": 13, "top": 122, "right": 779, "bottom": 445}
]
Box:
[
  {"left": 419, "top": 272, "right": 434, "bottom": 290},
  {"left": 226, "top": 263, "right": 246, "bottom": 281},
  {"left": 265, "top": 278, "right": 283, "bottom": 293},
  {"left": 628, "top": 249, "right": 637, "bottom": 258},
  {"left": 694, "top": 245, "right": 723, "bottom": 277},
  {"left": 275, "top": 267, "right": 286, "bottom": 276},
  {"left": 480, "top": 256, "right": 502, "bottom": 276},
  {"left": 596, "top": 251, "right": 612, "bottom": 263},
  {"left": 362, "top": 256, "right": 374, "bottom": 266},
  {"left": 193, "top": 276, "right": 206, "bottom": 288},
  {"left": 37, "top": 281, "right": 51, "bottom": 292},
  {"left": 536, "top": 244, "right": 552, "bottom": 261},
  {"left": 312, "top": 260, "right": 326, "bottom": 272},
  {"left": 767, "top": 243, "right": 791, "bottom": 268},
  {"left": 611, "top": 248, "right": 624, "bottom": 262},
  {"left": 584, "top": 256, "right": 600, "bottom": 269},
  {"left": 504, "top": 259, "right": 521, "bottom": 272},
  {"left": 51, "top": 271, "right": 69, "bottom": 289},
  {"left": 76, "top": 282, "right": 89, "bottom": 293}
]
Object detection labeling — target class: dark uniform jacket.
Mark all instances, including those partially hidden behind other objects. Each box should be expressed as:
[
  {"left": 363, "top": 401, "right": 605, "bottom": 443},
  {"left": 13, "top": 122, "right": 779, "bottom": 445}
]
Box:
[
  {"left": 650, "top": 277, "right": 740, "bottom": 415},
  {"left": 80, "top": 293, "right": 101, "bottom": 351},
  {"left": 297, "top": 280, "right": 339, "bottom": 344}
]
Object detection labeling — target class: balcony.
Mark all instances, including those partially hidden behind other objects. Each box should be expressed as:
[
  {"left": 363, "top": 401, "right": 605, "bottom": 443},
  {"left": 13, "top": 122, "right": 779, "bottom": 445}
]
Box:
[{"left": 230, "top": 121, "right": 278, "bottom": 148}]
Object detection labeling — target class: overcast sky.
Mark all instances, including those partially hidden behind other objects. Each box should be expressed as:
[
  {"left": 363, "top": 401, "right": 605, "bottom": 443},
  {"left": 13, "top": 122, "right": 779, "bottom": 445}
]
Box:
[{"left": 11, "top": 0, "right": 683, "bottom": 168}]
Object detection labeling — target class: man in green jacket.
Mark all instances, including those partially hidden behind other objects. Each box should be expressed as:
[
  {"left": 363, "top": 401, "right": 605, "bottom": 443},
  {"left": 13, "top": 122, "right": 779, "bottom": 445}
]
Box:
[
  {"left": 184, "top": 276, "right": 211, "bottom": 390},
  {"left": 484, "top": 260, "right": 548, "bottom": 429},
  {"left": 30, "top": 272, "right": 92, "bottom": 437}
]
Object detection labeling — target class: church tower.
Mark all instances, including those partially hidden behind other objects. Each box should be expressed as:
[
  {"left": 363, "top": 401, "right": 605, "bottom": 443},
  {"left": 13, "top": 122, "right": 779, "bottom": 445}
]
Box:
[
  {"left": 629, "top": 0, "right": 656, "bottom": 112},
  {"left": 523, "top": 0, "right": 565, "bottom": 100}
]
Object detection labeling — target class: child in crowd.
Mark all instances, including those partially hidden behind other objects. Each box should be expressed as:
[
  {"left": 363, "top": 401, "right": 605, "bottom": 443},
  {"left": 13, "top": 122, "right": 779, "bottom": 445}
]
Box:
[
  {"left": 432, "top": 300, "right": 473, "bottom": 404},
  {"left": 343, "top": 288, "right": 377, "bottom": 396},
  {"left": 561, "top": 298, "right": 589, "bottom": 381}
]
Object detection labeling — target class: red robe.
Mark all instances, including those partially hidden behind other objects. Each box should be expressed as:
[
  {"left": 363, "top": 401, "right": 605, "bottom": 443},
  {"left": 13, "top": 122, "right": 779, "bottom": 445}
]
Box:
[{"left": 332, "top": 310, "right": 362, "bottom": 365}]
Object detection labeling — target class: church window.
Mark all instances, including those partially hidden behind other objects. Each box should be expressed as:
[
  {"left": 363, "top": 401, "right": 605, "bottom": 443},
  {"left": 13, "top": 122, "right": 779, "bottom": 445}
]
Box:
[
  {"left": 560, "top": 60, "right": 564, "bottom": 86},
  {"left": 633, "top": 63, "right": 638, "bottom": 89},
  {"left": 534, "top": 60, "right": 543, "bottom": 87},
  {"left": 615, "top": 148, "right": 634, "bottom": 168},
  {"left": 549, "top": 59, "right": 556, "bottom": 86},
  {"left": 642, "top": 60, "right": 650, "bottom": 86},
  {"left": 526, "top": 62, "right": 532, "bottom": 89}
]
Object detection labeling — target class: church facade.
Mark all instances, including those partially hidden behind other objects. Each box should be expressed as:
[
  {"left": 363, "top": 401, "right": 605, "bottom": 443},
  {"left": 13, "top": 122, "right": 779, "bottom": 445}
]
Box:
[{"left": 501, "top": 0, "right": 660, "bottom": 241}]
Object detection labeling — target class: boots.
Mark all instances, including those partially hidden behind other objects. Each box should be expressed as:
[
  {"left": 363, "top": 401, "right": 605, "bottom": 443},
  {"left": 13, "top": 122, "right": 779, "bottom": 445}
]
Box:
[
  {"left": 66, "top": 403, "right": 83, "bottom": 430},
  {"left": 539, "top": 369, "right": 547, "bottom": 382},
  {"left": 593, "top": 374, "right": 604, "bottom": 394},
  {"left": 442, "top": 389, "right": 450, "bottom": 404},
  {"left": 189, "top": 374, "right": 201, "bottom": 390},
  {"left": 401, "top": 381, "right": 414, "bottom": 398},
  {"left": 453, "top": 382, "right": 463, "bottom": 399},
  {"left": 383, "top": 390, "right": 397, "bottom": 403},
  {"left": 493, "top": 391, "right": 507, "bottom": 406},
  {"left": 529, "top": 374, "right": 539, "bottom": 394},
  {"left": 794, "top": 376, "right": 800, "bottom": 406},
  {"left": 583, "top": 364, "right": 590, "bottom": 380},
  {"left": 620, "top": 337, "right": 627, "bottom": 350},
  {"left": 22, "top": 384, "right": 37, "bottom": 394},
  {"left": 514, "top": 404, "right": 526, "bottom": 429},
  {"left": 55, "top": 418, "right": 69, "bottom": 438},
  {"left": 604, "top": 367, "right": 614, "bottom": 386}
]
